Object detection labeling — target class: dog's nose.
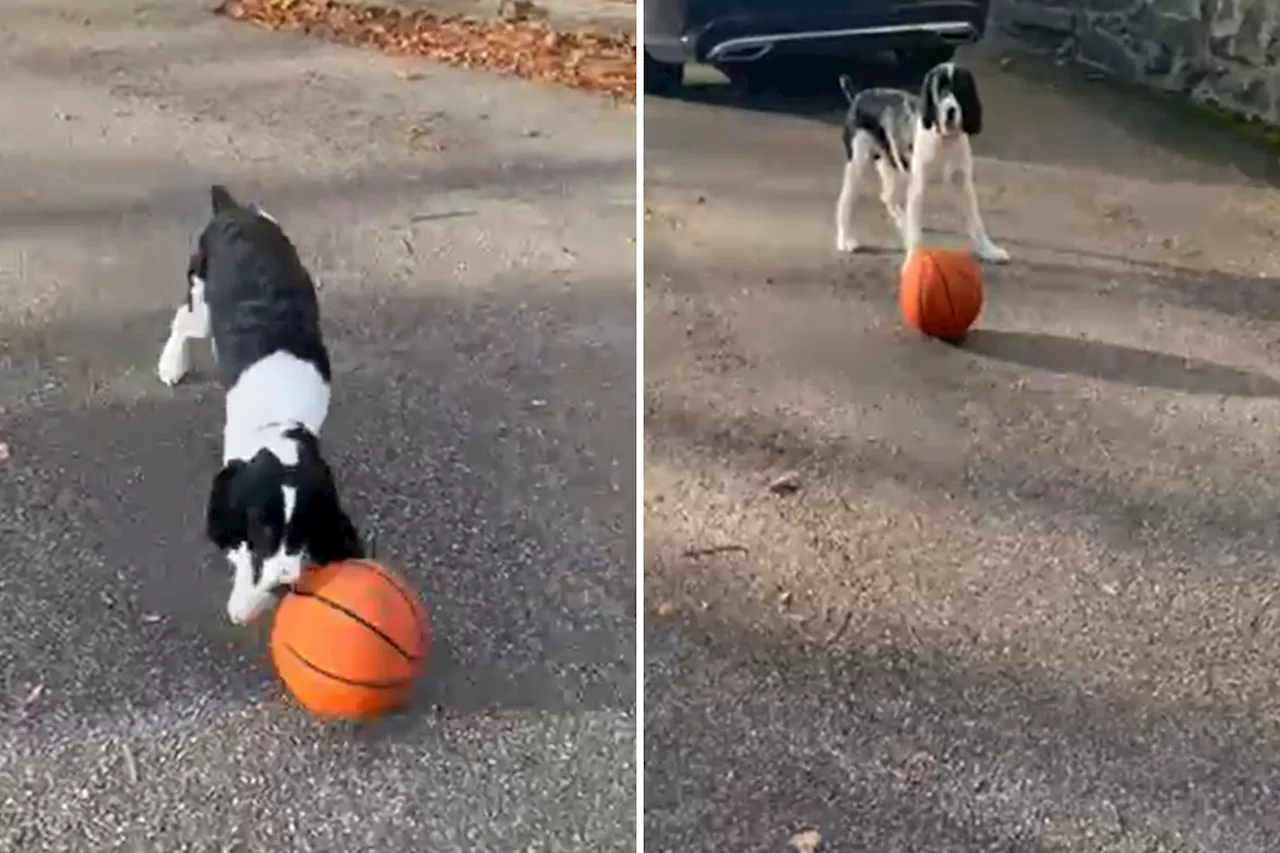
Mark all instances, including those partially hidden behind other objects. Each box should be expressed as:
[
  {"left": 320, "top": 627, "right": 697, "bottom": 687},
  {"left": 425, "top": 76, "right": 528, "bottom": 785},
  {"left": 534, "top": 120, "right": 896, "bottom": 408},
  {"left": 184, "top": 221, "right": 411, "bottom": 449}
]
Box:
[{"left": 945, "top": 107, "right": 957, "bottom": 125}]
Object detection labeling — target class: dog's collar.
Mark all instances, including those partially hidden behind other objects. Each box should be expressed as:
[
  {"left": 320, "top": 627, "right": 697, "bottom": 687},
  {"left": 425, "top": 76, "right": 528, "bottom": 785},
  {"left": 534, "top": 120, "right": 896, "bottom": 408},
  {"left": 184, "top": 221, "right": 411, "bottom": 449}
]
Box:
[
  {"left": 222, "top": 420, "right": 314, "bottom": 467},
  {"left": 255, "top": 419, "right": 303, "bottom": 435}
]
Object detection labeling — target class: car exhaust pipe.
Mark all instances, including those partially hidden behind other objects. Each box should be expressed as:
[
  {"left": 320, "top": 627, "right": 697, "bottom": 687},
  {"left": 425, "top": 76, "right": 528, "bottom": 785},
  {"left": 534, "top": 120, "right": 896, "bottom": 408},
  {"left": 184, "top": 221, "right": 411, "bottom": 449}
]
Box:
[
  {"left": 710, "top": 43, "right": 775, "bottom": 63},
  {"left": 705, "top": 22, "right": 980, "bottom": 63}
]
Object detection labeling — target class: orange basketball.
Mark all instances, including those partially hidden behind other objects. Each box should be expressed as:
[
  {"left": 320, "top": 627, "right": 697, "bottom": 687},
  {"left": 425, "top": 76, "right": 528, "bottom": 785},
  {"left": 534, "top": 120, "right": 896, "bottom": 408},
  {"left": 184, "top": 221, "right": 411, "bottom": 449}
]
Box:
[
  {"left": 899, "top": 248, "right": 984, "bottom": 342},
  {"left": 270, "top": 559, "right": 430, "bottom": 719}
]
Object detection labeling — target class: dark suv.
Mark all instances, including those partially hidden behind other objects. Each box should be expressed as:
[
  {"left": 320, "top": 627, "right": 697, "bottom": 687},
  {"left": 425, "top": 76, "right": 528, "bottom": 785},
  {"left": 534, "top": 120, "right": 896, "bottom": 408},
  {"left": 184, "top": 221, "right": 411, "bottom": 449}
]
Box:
[{"left": 643, "top": 0, "right": 990, "bottom": 94}]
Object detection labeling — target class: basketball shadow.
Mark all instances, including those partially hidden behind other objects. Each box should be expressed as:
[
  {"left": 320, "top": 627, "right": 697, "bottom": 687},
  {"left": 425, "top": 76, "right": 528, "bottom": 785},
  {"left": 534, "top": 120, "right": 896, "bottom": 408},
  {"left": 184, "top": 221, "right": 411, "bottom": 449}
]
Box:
[{"left": 964, "top": 329, "right": 1280, "bottom": 398}]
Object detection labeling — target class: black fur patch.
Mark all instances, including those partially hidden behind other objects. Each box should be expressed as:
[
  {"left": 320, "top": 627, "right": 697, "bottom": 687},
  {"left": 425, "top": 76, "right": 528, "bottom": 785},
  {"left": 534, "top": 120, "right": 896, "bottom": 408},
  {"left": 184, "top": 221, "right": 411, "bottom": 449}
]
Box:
[
  {"left": 952, "top": 66, "right": 983, "bottom": 136},
  {"left": 206, "top": 428, "right": 364, "bottom": 586},
  {"left": 852, "top": 108, "right": 907, "bottom": 171},
  {"left": 190, "top": 185, "right": 332, "bottom": 390},
  {"left": 284, "top": 426, "right": 365, "bottom": 565}
]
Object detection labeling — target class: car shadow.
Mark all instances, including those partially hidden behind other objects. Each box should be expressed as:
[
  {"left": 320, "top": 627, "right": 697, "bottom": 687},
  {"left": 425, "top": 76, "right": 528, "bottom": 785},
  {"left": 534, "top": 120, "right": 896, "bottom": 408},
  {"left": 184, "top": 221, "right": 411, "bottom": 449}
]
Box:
[{"left": 987, "top": 36, "right": 1280, "bottom": 188}]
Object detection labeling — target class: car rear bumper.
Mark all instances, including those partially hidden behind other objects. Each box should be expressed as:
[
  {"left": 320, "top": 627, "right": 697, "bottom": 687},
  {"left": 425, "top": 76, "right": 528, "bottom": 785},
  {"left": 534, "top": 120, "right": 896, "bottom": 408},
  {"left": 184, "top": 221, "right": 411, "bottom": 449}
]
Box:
[{"left": 644, "top": 1, "right": 989, "bottom": 64}]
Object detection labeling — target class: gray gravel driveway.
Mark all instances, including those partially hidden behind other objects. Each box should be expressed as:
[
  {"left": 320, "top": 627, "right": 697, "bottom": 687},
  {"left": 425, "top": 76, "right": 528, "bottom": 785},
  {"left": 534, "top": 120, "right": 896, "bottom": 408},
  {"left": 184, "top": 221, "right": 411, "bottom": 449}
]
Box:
[{"left": 645, "top": 45, "right": 1280, "bottom": 853}]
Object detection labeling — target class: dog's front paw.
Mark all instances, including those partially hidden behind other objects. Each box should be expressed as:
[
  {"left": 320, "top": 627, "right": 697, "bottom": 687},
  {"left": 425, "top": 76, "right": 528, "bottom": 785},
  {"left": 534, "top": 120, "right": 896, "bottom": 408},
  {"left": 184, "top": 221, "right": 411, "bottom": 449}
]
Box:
[
  {"left": 156, "top": 340, "right": 189, "bottom": 387},
  {"left": 836, "top": 233, "right": 861, "bottom": 254},
  {"left": 976, "top": 242, "right": 1010, "bottom": 264}
]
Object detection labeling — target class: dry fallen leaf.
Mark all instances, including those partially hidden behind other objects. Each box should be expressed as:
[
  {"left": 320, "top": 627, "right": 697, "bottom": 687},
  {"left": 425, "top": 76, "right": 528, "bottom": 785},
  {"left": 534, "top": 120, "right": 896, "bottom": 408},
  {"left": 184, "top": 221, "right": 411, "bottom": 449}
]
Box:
[
  {"left": 769, "top": 471, "right": 802, "bottom": 495},
  {"left": 19, "top": 684, "right": 45, "bottom": 711},
  {"left": 497, "top": 0, "right": 549, "bottom": 23},
  {"left": 790, "top": 828, "right": 822, "bottom": 853},
  {"left": 405, "top": 124, "right": 447, "bottom": 151},
  {"left": 215, "top": 0, "right": 635, "bottom": 103},
  {"left": 121, "top": 743, "right": 139, "bottom": 784}
]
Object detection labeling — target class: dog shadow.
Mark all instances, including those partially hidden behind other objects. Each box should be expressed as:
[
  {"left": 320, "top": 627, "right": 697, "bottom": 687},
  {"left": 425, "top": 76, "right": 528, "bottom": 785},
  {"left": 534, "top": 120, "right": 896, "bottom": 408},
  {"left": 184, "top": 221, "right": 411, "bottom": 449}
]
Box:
[{"left": 964, "top": 328, "right": 1280, "bottom": 398}]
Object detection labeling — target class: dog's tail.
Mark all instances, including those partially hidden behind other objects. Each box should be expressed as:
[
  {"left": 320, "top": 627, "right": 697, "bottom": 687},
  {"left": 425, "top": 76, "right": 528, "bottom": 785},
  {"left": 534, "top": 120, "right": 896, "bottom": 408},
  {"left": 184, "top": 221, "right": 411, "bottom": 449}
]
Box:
[
  {"left": 883, "top": 131, "right": 910, "bottom": 173},
  {"left": 210, "top": 184, "right": 238, "bottom": 215},
  {"left": 837, "top": 74, "right": 858, "bottom": 105}
]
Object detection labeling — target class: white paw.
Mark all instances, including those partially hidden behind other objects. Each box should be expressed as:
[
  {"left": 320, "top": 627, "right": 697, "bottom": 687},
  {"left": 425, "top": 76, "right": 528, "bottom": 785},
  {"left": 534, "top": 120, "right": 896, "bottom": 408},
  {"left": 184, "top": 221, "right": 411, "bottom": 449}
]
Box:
[
  {"left": 976, "top": 243, "right": 1010, "bottom": 263},
  {"left": 836, "top": 233, "right": 861, "bottom": 253},
  {"left": 901, "top": 245, "right": 921, "bottom": 272},
  {"left": 156, "top": 341, "right": 189, "bottom": 387}
]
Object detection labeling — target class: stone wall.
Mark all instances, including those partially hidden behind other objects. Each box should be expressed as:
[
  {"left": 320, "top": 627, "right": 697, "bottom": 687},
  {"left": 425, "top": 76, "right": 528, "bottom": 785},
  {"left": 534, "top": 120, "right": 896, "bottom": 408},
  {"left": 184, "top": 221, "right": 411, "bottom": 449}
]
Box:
[{"left": 995, "top": 0, "right": 1280, "bottom": 124}]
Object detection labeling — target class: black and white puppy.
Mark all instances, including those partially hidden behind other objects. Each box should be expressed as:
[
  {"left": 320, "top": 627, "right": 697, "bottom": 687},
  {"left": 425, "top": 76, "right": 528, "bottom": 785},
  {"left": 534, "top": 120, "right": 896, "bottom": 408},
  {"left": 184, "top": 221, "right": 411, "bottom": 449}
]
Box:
[
  {"left": 834, "top": 62, "right": 1009, "bottom": 265},
  {"left": 156, "top": 185, "right": 363, "bottom": 624}
]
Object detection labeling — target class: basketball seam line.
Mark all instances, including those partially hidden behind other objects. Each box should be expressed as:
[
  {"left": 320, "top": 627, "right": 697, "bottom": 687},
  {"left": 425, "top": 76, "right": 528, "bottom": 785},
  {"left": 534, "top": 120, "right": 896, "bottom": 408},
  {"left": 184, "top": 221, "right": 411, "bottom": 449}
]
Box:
[
  {"left": 939, "top": 259, "right": 959, "bottom": 338},
  {"left": 348, "top": 560, "right": 430, "bottom": 655},
  {"left": 916, "top": 256, "right": 927, "bottom": 334},
  {"left": 281, "top": 642, "right": 410, "bottom": 690},
  {"left": 292, "top": 590, "right": 419, "bottom": 662}
]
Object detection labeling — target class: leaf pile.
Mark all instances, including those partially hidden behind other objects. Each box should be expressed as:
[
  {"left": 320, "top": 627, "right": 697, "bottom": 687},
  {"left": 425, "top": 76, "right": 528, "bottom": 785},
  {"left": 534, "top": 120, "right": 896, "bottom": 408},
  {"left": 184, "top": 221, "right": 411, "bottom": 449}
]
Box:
[{"left": 215, "top": 0, "right": 636, "bottom": 103}]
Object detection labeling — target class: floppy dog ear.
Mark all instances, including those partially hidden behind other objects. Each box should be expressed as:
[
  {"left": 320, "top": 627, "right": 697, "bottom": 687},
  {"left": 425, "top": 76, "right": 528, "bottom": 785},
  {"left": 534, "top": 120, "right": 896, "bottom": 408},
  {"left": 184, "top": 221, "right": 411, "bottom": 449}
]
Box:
[
  {"left": 206, "top": 461, "right": 246, "bottom": 549},
  {"left": 287, "top": 430, "right": 365, "bottom": 564},
  {"left": 304, "top": 491, "right": 364, "bottom": 565},
  {"left": 296, "top": 471, "right": 364, "bottom": 564},
  {"left": 919, "top": 66, "right": 941, "bottom": 132},
  {"left": 953, "top": 66, "right": 983, "bottom": 136}
]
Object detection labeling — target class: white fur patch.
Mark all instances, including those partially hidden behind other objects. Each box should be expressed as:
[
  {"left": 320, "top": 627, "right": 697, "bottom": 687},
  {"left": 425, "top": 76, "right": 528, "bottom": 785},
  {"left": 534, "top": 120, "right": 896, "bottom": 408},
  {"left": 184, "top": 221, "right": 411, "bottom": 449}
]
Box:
[
  {"left": 224, "top": 487, "right": 301, "bottom": 625},
  {"left": 250, "top": 204, "right": 278, "bottom": 224},
  {"left": 282, "top": 484, "right": 297, "bottom": 524},
  {"left": 226, "top": 538, "right": 304, "bottom": 625},
  {"left": 223, "top": 351, "right": 330, "bottom": 464},
  {"left": 156, "top": 276, "right": 212, "bottom": 386}
]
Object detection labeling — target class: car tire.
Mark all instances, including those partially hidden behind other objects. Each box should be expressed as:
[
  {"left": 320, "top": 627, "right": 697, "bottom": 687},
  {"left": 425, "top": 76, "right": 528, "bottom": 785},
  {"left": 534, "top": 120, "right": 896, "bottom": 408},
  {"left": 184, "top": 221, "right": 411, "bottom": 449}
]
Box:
[
  {"left": 718, "top": 63, "right": 774, "bottom": 96},
  {"left": 896, "top": 45, "right": 957, "bottom": 75},
  {"left": 644, "top": 52, "right": 684, "bottom": 96}
]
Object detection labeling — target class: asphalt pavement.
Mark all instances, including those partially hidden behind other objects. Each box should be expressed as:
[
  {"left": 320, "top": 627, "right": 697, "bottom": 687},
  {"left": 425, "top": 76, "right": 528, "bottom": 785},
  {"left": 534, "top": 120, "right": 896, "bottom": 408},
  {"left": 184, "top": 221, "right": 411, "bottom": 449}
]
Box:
[
  {"left": 645, "top": 48, "right": 1280, "bottom": 852},
  {"left": 0, "top": 1, "right": 635, "bottom": 850}
]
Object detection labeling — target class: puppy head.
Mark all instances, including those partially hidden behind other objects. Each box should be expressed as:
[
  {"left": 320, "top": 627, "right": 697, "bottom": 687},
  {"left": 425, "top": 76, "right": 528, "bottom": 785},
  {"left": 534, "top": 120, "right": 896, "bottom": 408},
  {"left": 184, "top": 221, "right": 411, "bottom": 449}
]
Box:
[
  {"left": 206, "top": 426, "right": 362, "bottom": 624},
  {"left": 921, "top": 62, "right": 982, "bottom": 138},
  {"left": 188, "top": 185, "right": 282, "bottom": 297}
]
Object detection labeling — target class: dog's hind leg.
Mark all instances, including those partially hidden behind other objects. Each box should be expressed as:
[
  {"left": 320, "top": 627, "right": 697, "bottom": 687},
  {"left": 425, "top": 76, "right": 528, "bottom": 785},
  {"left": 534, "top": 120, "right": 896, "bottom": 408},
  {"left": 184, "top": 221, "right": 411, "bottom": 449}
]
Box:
[
  {"left": 835, "top": 132, "right": 874, "bottom": 253},
  {"left": 157, "top": 274, "right": 211, "bottom": 386},
  {"left": 876, "top": 158, "right": 906, "bottom": 236}
]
